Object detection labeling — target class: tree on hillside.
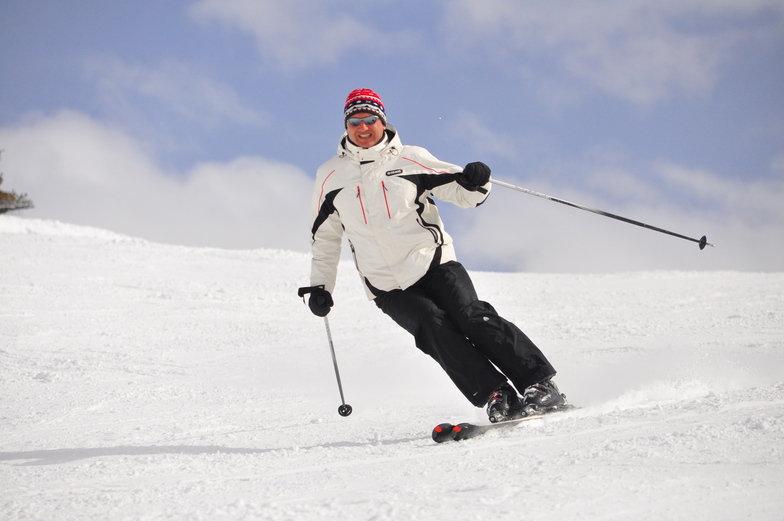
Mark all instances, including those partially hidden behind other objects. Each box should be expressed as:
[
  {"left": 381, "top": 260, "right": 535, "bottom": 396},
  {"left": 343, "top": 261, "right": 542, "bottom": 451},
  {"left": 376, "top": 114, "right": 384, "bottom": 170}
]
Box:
[{"left": 0, "top": 150, "right": 35, "bottom": 214}]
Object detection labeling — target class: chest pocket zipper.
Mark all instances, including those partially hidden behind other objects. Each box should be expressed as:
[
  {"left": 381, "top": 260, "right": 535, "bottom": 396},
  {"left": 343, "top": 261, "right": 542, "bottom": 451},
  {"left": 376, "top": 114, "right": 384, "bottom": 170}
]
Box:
[{"left": 381, "top": 181, "right": 391, "bottom": 219}]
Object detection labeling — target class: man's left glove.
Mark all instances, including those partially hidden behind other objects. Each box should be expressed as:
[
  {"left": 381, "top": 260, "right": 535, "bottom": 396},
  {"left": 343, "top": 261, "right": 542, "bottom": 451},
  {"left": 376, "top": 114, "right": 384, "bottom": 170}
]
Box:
[
  {"left": 458, "top": 161, "right": 491, "bottom": 189},
  {"left": 298, "top": 285, "right": 334, "bottom": 317}
]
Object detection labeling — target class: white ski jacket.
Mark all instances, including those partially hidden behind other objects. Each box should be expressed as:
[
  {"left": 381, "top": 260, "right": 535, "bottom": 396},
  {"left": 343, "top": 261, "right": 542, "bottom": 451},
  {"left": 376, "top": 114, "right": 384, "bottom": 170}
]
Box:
[{"left": 309, "top": 127, "right": 491, "bottom": 299}]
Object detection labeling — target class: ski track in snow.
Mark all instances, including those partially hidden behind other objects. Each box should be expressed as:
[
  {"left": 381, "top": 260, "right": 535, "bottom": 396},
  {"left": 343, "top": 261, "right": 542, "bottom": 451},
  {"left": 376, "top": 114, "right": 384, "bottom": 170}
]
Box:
[{"left": 1, "top": 216, "right": 783, "bottom": 521}]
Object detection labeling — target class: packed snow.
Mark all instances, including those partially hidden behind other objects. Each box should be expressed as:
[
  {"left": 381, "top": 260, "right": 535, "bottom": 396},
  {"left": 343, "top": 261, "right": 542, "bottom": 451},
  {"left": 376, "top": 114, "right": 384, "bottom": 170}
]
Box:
[{"left": 2, "top": 215, "right": 782, "bottom": 520}]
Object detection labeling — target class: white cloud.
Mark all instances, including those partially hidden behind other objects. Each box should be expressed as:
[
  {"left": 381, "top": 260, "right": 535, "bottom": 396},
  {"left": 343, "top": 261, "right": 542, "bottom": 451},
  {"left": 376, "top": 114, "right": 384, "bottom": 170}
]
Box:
[
  {"left": 770, "top": 153, "right": 784, "bottom": 173},
  {"left": 189, "top": 0, "right": 412, "bottom": 71},
  {"left": 441, "top": 0, "right": 784, "bottom": 104},
  {"left": 448, "top": 111, "right": 526, "bottom": 161},
  {"left": 0, "top": 110, "right": 311, "bottom": 251},
  {"left": 83, "top": 54, "right": 267, "bottom": 128},
  {"left": 655, "top": 162, "right": 784, "bottom": 221}
]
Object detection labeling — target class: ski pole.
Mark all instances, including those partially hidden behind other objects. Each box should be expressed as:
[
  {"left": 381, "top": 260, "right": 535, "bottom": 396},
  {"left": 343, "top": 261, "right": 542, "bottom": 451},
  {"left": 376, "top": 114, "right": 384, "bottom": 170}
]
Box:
[
  {"left": 323, "top": 316, "right": 353, "bottom": 417},
  {"left": 298, "top": 286, "right": 353, "bottom": 417},
  {"left": 490, "top": 178, "right": 714, "bottom": 250}
]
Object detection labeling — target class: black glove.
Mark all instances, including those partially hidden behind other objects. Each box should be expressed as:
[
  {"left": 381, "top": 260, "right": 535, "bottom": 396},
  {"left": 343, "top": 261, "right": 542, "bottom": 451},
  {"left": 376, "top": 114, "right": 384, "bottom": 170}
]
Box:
[
  {"left": 458, "top": 161, "right": 491, "bottom": 190},
  {"left": 298, "top": 285, "right": 333, "bottom": 317}
]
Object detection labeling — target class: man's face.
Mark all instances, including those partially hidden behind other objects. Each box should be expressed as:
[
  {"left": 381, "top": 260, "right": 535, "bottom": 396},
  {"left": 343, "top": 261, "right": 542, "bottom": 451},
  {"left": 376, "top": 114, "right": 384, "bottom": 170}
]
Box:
[{"left": 346, "top": 112, "right": 385, "bottom": 149}]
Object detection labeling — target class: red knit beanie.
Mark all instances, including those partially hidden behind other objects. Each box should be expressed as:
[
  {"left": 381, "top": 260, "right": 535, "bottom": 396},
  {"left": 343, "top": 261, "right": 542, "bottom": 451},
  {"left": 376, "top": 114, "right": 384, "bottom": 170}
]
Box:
[{"left": 344, "top": 88, "right": 386, "bottom": 127}]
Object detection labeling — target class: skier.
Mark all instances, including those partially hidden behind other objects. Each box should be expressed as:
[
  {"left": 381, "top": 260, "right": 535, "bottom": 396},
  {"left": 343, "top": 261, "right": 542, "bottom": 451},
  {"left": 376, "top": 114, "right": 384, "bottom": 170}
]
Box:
[{"left": 302, "top": 88, "right": 566, "bottom": 422}]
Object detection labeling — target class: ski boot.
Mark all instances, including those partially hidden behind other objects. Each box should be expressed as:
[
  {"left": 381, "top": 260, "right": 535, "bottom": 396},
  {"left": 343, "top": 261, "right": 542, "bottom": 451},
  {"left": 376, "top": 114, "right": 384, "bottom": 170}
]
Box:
[
  {"left": 521, "top": 378, "right": 567, "bottom": 415},
  {"left": 486, "top": 384, "right": 523, "bottom": 423}
]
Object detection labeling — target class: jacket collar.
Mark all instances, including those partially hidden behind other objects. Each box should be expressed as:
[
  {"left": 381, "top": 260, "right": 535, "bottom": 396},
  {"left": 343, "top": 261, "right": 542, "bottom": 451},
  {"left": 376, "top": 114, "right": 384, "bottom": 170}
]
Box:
[{"left": 339, "top": 126, "right": 400, "bottom": 162}]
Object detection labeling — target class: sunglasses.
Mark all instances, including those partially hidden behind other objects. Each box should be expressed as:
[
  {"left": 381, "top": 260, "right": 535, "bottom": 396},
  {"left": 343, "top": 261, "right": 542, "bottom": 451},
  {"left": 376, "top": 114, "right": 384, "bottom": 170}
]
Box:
[{"left": 347, "top": 115, "right": 380, "bottom": 126}]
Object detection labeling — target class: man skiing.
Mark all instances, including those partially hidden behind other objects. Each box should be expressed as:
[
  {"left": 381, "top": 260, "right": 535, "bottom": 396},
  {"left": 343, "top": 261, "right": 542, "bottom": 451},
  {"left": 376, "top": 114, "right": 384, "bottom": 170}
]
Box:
[{"left": 302, "top": 88, "right": 566, "bottom": 422}]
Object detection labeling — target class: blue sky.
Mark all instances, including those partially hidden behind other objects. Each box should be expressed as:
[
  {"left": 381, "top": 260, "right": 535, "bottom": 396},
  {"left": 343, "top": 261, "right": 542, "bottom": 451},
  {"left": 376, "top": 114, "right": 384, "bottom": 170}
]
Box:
[{"left": 2, "top": 0, "right": 783, "bottom": 273}]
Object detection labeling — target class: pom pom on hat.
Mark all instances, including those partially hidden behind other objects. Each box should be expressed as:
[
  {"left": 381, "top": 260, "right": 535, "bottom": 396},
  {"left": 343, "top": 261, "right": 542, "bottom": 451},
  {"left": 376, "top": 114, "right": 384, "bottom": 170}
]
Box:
[{"left": 344, "top": 88, "right": 386, "bottom": 127}]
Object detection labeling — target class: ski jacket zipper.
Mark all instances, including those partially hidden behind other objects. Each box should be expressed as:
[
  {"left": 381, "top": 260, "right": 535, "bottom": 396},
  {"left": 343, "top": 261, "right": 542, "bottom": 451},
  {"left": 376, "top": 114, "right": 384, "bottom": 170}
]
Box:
[{"left": 381, "top": 181, "right": 391, "bottom": 219}]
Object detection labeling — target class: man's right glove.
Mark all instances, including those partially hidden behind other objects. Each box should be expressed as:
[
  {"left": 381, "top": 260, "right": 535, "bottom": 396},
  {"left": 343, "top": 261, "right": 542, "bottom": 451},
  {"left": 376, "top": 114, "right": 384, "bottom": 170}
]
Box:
[{"left": 298, "top": 285, "right": 334, "bottom": 317}]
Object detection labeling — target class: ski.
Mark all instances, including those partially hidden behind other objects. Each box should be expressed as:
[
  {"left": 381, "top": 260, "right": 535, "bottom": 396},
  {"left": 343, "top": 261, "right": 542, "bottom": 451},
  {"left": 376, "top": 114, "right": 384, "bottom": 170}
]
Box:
[
  {"left": 431, "top": 414, "right": 541, "bottom": 443},
  {"left": 431, "top": 405, "right": 576, "bottom": 443},
  {"left": 432, "top": 423, "right": 456, "bottom": 443}
]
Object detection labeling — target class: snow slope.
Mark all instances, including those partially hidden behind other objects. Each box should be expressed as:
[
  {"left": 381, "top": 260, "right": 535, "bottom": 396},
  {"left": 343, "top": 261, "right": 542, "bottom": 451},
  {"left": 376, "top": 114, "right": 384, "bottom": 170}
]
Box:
[{"left": 2, "top": 216, "right": 783, "bottom": 521}]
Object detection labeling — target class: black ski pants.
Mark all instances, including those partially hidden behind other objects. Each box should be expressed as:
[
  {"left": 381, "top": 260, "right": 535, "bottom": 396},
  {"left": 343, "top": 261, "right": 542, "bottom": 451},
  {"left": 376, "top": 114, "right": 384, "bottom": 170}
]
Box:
[{"left": 374, "top": 261, "right": 556, "bottom": 407}]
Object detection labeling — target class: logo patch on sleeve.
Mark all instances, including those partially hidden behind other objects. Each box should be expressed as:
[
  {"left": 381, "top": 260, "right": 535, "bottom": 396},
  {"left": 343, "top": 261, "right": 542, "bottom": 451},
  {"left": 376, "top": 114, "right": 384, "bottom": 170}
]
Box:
[{"left": 385, "top": 169, "right": 403, "bottom": 176}]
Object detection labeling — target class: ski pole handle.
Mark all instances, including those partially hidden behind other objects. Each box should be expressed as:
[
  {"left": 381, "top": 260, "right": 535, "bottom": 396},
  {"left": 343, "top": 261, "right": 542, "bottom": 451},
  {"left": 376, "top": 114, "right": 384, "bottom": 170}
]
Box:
[
  {"left": 298, "top": 285, "right": 329, "bottom": 304},
  {"left": 298, "top": 286, "right": 333, "bottom": 316},
  {"left": 297, "top": 286, "right": 316, "bottom": 299}
]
